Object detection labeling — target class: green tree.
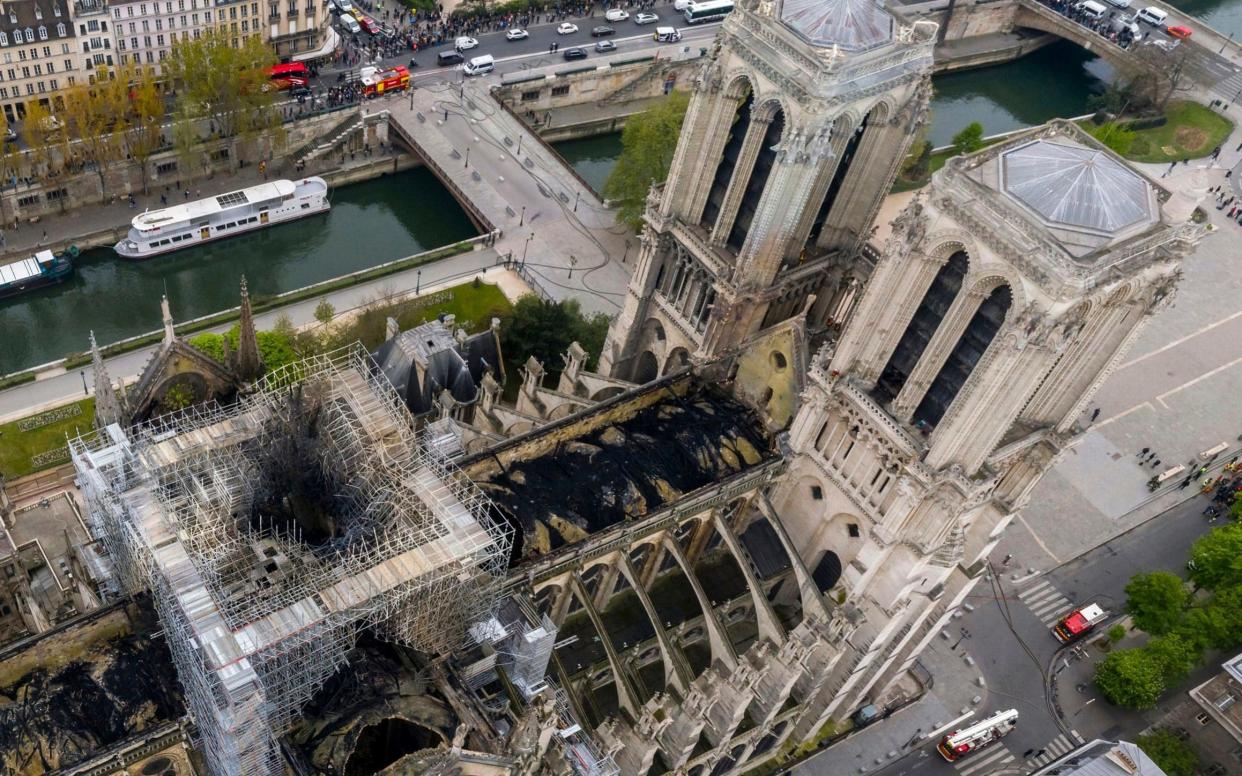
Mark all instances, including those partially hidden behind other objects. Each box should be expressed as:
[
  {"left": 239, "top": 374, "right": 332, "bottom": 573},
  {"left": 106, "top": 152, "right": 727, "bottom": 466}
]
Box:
[
  {"left": 124, "top": 65, "right": 168, "bottom": 194},
  {"left": 165, "top": 30, "right": 280, "bottom": 142},
  {"left": 1188, "top": 522, "right": 1242, "bottom": 590},
  {"left": 1136, "top": 730, "right": 1200, "bottom": 776},
  {"left": 21, "top": 98, "right": 57, "bottom": 180},
  {"left": 1106, "top": 624, "right": 1126, "bottom": 644},
  {"left": 502, "top": 296, "right": 611, "bottom": 383},
  {"left": 603, "top": 91, "right": 690, "bottom": 229},
  {"left": 1179, "top": 586, "right": 1242, "bottom": 650},
  {"left": 63, "top": 65, "right": 130, "bottom": 200},
  {"left": 1145, "top": 633, "right": 1199, "bottom": 684},
  {"left": 951, "top": 122, "right": 985, "bottom": 156},
  {"left": 188, "top": 325, "right": 298, "bottom": 372},
  {"left": 1095, "top": 648, "right": 1166, "bottom": 709},
  {"left": 314, "top": 299, "right": 336, "bottom": 325},
  {"left": 1124, "top": 571, "right": 1189, "bottom": 635}
]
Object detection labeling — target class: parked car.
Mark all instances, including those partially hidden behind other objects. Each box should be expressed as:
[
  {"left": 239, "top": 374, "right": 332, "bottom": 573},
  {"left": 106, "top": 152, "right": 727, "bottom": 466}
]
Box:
[
  {"left": 360, "top": 16, "right": 380, "bottom": 35},
  {"left": 557, "top": 22, "right": 579, "bottom": 34},
  {"left": 455, "top": 35, "right": 479, "bottom": 50},
  {"left": 591, "top": 25, "right": 616, "bottom": 37},
  {"left": 505, "top": 28, "right": 529, "bottom": 40},
  {"left": 605, "top": 8, "right": 629, "bottom": 21},
  {"left": 331, "top": 0, "right": 353, "bottom": 12},
  {"left": 1104, "top": 0, "right": 1130, "bottom": 9},
  {"left": 563, "top": 47, "right": 588, "bottom": 60},
  {"left": 595, "top": 39, "right": 617, "bottom": 52},
  {"left": 634, "top": 12, "right": 659, "bottom": 24},
  {"left": 290, "top": 85, "right": 312, "bottom": 100},
  {"left": 1166, "top": 24, "right": 1193, "bottom": 38},
  {"left": 1135, "top": 6, "right": 1167, "bottom": 26}
]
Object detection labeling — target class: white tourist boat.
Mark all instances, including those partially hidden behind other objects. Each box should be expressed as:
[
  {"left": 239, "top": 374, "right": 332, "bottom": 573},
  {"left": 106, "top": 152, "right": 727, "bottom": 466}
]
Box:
[{"left": 114, "top": 177, "right": 330, "bottom": 260}]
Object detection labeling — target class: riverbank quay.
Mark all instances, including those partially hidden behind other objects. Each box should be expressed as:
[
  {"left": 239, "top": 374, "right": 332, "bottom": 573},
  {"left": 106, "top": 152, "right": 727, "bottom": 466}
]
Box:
[{"left": 0, "top": 245, "right": 512, "bottom": 423}]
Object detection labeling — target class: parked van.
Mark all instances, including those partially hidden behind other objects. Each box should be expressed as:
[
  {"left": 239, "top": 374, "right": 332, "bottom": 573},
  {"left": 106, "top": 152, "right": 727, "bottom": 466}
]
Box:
[
  {"left": 463, "top": 54, "right": 495, "bottom": 76},
  {"left": 1077, "top": 0, "right": 1107, "bottom": 21},
  {"left": 1136, "top": 6, "right": 1168, "bottom": 26},
  {"left": 437, "top": 50, "right": 464, "bottom": 66},
  {"left": 654, "top": 26, "right": 682, "bottom": 43},
  {"left": 673, "top": 0, "right": 691, "bottom": 9},
  {"left": 340, "top": 14, "right": 361, "bottom": 34}
]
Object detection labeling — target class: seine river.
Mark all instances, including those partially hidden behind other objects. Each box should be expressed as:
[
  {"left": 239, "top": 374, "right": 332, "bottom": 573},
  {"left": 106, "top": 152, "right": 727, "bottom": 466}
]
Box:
[{"left": 0, "top": 39, "right": 1138, "bottom": 375}]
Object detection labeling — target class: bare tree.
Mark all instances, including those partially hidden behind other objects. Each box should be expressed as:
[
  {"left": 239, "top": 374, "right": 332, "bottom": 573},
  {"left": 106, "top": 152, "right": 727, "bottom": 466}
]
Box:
[{"left": 1122, "top": 42, "right": 1192, "bottom": 113}]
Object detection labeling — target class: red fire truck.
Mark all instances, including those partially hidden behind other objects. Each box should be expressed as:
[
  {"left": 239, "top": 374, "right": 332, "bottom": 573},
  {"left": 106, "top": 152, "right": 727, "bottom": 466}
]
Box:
[
  {"left": 360, "top": 65, "right": 410, "bottom": 97},
  {"left": 937, "top": 709, "right": 1019, "bottom": 762},
  {"left": 1053, "top": 602, "right": 1108, "bottom": 643}
]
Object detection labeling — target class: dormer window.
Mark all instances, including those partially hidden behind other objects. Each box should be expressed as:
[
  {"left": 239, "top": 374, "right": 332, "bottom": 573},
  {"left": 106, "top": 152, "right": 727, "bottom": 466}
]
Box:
[
  {"left": 9, "top": 12, "right": 16, "bottom": 24},
  {"left": 38, "top": 25, "right": 46, "bottom": 40},
  {"left": 56, "top": 22, "right": 63, "bottom": 36},
  {"left": 0, "top": 32, "right": 8, "bottom": 46},
  {"left": 12, "top": 29, "right": 21, "bottom": 43},
  {"left": 54, "top": 4, "right": 61, "bottom": 16},
  {"left": 34, "top": 7, "right": 41, "bottom": 20}
]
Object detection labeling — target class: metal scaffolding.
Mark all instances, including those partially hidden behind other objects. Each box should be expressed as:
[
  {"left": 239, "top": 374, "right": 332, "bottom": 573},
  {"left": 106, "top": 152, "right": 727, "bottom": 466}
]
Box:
[{"left": 69, "top": 345, "right": 513, "bottom": 776}]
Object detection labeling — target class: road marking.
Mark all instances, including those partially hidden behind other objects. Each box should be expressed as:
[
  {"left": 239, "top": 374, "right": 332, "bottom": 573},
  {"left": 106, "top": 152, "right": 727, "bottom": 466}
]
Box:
[
  {"left": 1116, "top": 309, "right": 1242, "bottom": 371},
  {"left": 1013, "top": 513, "right": 1063, "bottom": 565},
  {"left": 1091, "top": 400, "right": 1155, "bottom": 429},
  {"left": 1017, "top": 579, "right": 1052, "bottom": 598},
  {"left": 922, "top": 709, "right": 978, "bottom": 741},
  {"left": 1030, "top": 734, "right": 1076, "bottom": 766},
  {"left": 954, "top": 746, "right": 1014, "bottom": 775},
  {"left": 1020, "top": 587, "right": 1062, "bottom": 606},
  {"left": 1154, "top": 353, "right": 1242, "bottom": 408}
]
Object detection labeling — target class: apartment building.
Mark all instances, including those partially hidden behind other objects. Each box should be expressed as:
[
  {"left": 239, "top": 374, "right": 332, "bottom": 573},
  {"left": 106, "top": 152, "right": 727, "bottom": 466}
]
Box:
[
  {"left": 260, "top": 0, "right": 330, "bottom": 60},
  {"left": 111, "top": 0, "right": 219, "bottom": 73},
  {"left": 0, "top": 0, "right": 82, "bottom": 122}
]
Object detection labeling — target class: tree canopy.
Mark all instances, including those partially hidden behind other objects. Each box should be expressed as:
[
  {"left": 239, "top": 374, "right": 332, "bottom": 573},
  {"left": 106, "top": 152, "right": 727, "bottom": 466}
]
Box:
[
  {"left": 501, "top": 296, "right": 610, "bottom": 383},
  {"left": 165, "top": 30, "right": 281, "bottom": 141},
  {"left": 1095, "top": 648, "right": 1167, "bottom": 709},
  {"left": 188, "top": 325, "right": 297, "bottom": 373},
  {"left": 603, "top": 91, "right": 690, "bottom": 229},
  {"left": 1188, "top": 521, "right": 1242, "bottom": 590},
  {"left": 1124, "top": 571, "right": 1189, "bottom": 635},
  {"left": 950, "top": 122, "right": 985, "bottom": 156},
  {"left": 1136, "top": 730, "right": 1200, "bottom": 776}
]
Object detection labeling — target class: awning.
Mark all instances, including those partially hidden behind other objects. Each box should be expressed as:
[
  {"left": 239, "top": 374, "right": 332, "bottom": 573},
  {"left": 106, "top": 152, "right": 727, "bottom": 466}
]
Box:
[{"left": 293, "top": 26, "right": 339, "bottom": 62}]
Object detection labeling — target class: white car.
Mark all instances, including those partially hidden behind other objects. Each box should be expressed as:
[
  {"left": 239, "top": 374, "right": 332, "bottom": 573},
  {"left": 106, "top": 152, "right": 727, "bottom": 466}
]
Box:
[
  {"left": 557, "top": 22, "right": 578, "bottom": 35},
  {"left": 1104, "top": 0, "right": 1130, "bottom": 7},
  {"left": 505, "top": 28, "right": 529, "bottom": 40},
  {"left": 455, "top": 36, "right": 479, "bottom": 50},
  {"left": 332, "top": 0, "right": 353, "bottom": 11},
  {"left": 634, "top": 12, "right": 659, "bottom": 24},
  {"left": 605, "top": 8, "right": 629, "bottom": 21}
]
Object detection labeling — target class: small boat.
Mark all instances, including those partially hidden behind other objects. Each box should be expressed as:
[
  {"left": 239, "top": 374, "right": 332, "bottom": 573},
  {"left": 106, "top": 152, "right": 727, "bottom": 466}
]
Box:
[
  {"left": 114, "top": 177, "right": 330, "bottom": 260},
  {"left": 0, "top": 245, "right": 76, "bottom": 300}
]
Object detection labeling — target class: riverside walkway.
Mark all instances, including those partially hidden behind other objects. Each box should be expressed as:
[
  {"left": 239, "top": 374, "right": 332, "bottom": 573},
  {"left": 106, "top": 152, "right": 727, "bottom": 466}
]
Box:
[{"left": 383, "top": 78, "right": 632, "bottom": 317}]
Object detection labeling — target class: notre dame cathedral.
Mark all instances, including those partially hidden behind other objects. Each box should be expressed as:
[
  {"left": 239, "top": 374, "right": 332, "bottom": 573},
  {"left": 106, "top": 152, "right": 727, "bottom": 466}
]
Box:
[{"left": 49, "top": 0, "right": 1204, "bottom": 775}]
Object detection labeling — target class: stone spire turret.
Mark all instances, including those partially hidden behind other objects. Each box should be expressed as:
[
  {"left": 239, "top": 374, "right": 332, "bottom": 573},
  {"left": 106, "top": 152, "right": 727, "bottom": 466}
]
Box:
[
  {"left": 233, "top": 276, "right": 263, "bottom": 382},
  {"left": 90, "top": 330, "right": 124, "bottom": 428}
]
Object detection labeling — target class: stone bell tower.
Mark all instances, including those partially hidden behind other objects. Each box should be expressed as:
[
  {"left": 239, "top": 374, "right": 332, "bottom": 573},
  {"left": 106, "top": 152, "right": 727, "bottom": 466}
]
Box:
[
  {"left": 600, "top": 0, "right": 939, "bottom": 381},
  {"left": 770, "top": 121, "right": 1205, "bottom": 725}
]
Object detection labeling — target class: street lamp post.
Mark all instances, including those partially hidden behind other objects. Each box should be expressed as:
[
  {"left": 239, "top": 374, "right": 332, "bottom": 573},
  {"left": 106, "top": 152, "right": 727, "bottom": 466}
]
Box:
[
  {"left": 574, "top": 190, "right": 580, "bottom": 212},
  {"left": 464, "top": 146, "right": 470, "bottom": 168},
  {"left": 520, "top": 205, "right": 526, "bottom": 226},
  {"left": 1223, "top": 32, "right": 1235, "bottom": 54},
  {"left": 80, "top": 371, "right": 88, "bottom": 396},
  {"left": 568, "top": 254, "right": 578, "bottom": 280},
  {"left": 517, "top": 134, "right": 523, "bottom": 156},
  {"left": 951, "top": 627, "right": 971, "bottom": 650},
  {"left": 521, "top": 231, "right": 534, "bottom": 270},
  {"left": 416, "top": 269, "right": 421, "bottom": 294},
  {"left": 622, "top": 239, "right": 631, "bottom": 264}
]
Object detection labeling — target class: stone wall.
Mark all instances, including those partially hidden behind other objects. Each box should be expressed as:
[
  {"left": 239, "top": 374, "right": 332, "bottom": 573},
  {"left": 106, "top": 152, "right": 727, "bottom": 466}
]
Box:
[
  {"left": 0, "top": 109, "right": 353, "bottom": 227},
  {"left": 496, "top": 57, "right": 698, "bottom": 116},
  {"left": 936, "top": 0, "right": 1021, "bottom": 41}
]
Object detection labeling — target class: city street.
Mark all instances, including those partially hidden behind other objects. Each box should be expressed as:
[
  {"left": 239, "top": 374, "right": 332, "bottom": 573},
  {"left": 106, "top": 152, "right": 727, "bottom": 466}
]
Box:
[{"left": 794, "top": 492, "right": 1220, "bottom": 776}]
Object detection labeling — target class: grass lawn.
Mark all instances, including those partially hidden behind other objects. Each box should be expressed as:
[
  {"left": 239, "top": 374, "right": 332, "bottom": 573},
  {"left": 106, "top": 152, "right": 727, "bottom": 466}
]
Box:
[
  {"left": 0, "top": 397, "right": 95, "bottom": 479},
  {"left": 335, "top": 279, "right": 515, "bottom": 353},
  {"left": 1119, "top": 101, "right": 1234, "bottom": 163}
]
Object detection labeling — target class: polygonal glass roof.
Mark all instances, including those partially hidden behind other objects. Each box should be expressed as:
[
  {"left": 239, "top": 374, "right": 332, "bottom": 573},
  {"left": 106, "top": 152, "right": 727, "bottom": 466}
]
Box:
[
  {"left": 780, "top": 0, "right": 893, "bottom": 51},
  {"left": 1001, "top": 140, "right": 1153, "bottom": 233}
]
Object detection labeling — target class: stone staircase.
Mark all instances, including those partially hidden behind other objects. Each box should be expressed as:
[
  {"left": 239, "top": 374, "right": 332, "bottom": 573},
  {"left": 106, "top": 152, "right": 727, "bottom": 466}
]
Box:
[
  {"left": 597, "top": 61, "right": 674, "bottom": 107},
  {"left": 295, "top": 109, "right": 368, "bottom": 165}
]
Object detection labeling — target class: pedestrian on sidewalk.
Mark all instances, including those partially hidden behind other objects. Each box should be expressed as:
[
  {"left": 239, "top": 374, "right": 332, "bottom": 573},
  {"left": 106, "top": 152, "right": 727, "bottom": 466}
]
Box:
[
  {"left": 161, "top": 194, "right": 167, "bottom": 206},
  {"left": 1090, "top": 407, "right": 1100, "bottom": 422},
  {"left": 1138, "top": 447, "right": 1150, "bottom": 458}
]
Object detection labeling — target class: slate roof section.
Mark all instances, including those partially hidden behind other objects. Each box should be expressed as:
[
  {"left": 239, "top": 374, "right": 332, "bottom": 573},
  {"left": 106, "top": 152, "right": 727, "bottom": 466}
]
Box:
[
  {"left": 780, "top": 0, "right": 893, "bottom": 51},
  {"left": 373, "top": 319, "right": 503, "bottom": 416},
  {"left": 1001, "top": 140, "right": 1154, "bottom": 234}
]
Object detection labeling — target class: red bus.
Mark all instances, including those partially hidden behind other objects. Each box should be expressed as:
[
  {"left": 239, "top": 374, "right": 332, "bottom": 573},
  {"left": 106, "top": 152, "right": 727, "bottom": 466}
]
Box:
[{"left": 267, "top": 62, "right": 310, "bottom": 91}]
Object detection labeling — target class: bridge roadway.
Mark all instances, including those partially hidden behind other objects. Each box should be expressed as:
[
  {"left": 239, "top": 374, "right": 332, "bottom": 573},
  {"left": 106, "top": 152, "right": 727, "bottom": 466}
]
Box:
[{"left": 384, "top": 77, "right": 632, "bottom": 316}]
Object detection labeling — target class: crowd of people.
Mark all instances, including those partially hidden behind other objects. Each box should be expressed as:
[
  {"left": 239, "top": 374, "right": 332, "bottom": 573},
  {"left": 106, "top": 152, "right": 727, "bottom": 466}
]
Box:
[{"left": 1031, "top": 0, "right": 1150, "bottom": 51}]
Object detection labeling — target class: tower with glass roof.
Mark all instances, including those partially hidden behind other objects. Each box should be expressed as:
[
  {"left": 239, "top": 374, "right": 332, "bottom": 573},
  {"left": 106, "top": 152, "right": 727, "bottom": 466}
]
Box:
[{"left": 599, "top": 0, "right": 939, "bottom": 381}]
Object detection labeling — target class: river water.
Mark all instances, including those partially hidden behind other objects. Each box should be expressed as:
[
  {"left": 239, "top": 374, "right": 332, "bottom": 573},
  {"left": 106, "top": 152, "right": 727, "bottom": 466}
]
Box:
[
  {"left": 1169, "top": 0, "right": 1242, "bottom": 38},
  {"left": 0, "top": 31, "right": 1205, "bottom": 375},
  {"left": 0, "top": 169, "right": 475, "bottom": 375}
]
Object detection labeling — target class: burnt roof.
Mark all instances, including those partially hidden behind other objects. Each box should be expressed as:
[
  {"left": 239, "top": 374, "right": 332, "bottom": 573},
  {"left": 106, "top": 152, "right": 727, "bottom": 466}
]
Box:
[{"left": 471, "top": 382, "right": 774, "bottom": 563}]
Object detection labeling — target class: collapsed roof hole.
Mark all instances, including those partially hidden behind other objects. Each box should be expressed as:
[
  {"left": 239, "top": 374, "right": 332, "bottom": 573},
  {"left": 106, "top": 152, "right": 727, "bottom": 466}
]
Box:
[{"left": 344, "top": 717, "right": 442, "bottom": 775}]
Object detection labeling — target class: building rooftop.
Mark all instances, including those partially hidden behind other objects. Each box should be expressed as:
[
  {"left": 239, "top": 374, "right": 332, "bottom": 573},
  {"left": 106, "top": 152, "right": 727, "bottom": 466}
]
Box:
[
  {"left": 467, "top": 380, "right": 774, "bottom": 562},
  {"left": 1000, "top": 140, "right": 1155, "bottom": 234},
  {"left": 1032, "top": 739, "right": 1166, "bottom": 776},
  {"left": 780, "top": 0, "right": 893, "bottom": 51}
]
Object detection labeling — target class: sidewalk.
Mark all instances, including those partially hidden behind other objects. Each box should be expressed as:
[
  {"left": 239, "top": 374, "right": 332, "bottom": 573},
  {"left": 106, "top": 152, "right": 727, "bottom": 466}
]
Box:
[{"left": 792, "top": 635, "right": 989, "bottom": 774}]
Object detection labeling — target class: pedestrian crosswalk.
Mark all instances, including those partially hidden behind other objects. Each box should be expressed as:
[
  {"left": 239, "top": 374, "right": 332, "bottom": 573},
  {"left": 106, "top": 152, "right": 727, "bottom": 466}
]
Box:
[
  {"left": 1016, "top": 579, "right": 1073, "bottom": 628},
  {"left": 1026, "top": 733, "right": 1081, "bottom": 768},
  {"left": 950, "top": 744, "right": 1014, "bottom": 775}
]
